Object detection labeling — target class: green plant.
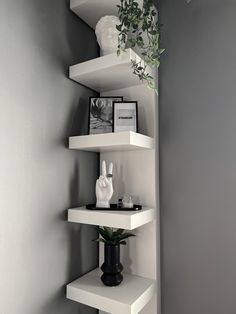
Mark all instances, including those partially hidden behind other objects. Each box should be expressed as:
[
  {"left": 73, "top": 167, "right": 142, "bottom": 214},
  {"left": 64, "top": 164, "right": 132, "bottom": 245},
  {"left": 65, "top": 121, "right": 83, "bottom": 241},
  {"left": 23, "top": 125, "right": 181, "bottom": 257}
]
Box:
[
  {"left": 116, "top": 0, "right": 164, "bottom": 92},
  {"left": 95, "top": 227, "right": 135, "bottom": 246}
]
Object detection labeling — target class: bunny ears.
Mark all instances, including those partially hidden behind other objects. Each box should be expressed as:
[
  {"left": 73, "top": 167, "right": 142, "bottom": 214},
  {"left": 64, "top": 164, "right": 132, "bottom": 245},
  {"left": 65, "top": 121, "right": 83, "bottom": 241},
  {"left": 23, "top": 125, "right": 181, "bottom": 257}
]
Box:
[{"left": 101, "top": 160, "right": 113, "bottom": 178}]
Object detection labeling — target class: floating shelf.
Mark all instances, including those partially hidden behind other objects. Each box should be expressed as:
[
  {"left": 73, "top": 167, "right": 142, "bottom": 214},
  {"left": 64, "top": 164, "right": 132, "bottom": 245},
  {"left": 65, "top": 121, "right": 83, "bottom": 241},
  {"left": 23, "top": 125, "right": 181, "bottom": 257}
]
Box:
[
  {"left": 70, "top": 0, "right": 120, "bottom": 29},
  {"left": 69, "top": 49, "right": 149, "bottom": 92},
  {"left": 68, "top": 206, "right": 155, "bottom": 230},
  {"left": 67, "top": 268, "right": 156, "bottom": 314},
  {"left": 69, "top": 131, "right": 154, "bottom": 152}
]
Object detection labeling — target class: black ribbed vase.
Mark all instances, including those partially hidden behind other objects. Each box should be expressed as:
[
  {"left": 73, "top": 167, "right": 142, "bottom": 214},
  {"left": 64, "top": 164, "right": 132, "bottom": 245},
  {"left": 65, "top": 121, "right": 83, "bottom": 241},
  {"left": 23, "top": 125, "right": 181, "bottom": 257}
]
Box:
[{"left": 101, "top": 244, "right": 123, "bottom": 286}]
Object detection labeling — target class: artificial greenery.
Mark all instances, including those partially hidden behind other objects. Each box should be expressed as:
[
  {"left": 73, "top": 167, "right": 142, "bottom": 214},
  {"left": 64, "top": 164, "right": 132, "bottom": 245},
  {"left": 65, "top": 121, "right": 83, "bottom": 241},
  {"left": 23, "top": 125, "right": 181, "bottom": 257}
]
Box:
[
  {"left": 95, "top": 227, "right": 135, "bottom": 246},
  {"left": 116, "top": 0, "right": 164, "bottom": 91}
]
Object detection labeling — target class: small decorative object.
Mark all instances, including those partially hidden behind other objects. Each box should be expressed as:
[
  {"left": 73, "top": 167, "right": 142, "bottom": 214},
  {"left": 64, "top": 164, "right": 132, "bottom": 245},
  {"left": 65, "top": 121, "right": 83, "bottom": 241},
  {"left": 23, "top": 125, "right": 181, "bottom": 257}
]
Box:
[
  {"left": 89, "top": 96, "right": 123, "bottom": 134},
  {"left": 122, "top": 195, "right": 134, "bottom": 208},
  {"left": 95, "top": 227, "right": 135, "bottom": 286},
  {"left": 96, "top": 160, "right": 113, "bottom": 208},
  {"left": 116, "top": 0, "right": 165, "bottom": 92},
  {"left": 113, "top": 101, "right": 138, "bottom": 133},
  {"left": 118, "top": 198, "right": 123, "bottom": 208},
  {"left": 95, "top": 15, "right": 121, "bottom": 56}
]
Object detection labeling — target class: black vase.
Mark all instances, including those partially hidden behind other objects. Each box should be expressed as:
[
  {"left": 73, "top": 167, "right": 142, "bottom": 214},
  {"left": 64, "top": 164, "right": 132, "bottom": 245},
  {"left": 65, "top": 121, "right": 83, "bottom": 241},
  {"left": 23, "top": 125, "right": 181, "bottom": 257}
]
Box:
[{"left": 101, "top": 244, "right": 123, "bottom": 286}]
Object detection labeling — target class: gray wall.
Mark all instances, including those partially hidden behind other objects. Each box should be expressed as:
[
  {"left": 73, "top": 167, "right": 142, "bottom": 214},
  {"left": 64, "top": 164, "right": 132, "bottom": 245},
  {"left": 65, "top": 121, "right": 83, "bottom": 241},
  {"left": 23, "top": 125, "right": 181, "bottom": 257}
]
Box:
[
  {"left": 0, "top": 0, "right": 98, "bottom": 313},
  {"left": 159, "top": 1, "right": 236, "bottom": 314}
]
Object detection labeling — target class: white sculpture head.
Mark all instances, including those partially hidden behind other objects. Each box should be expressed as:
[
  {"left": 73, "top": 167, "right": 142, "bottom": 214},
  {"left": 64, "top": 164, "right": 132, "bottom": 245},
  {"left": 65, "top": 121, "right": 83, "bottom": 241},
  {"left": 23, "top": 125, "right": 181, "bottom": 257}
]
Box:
[{"left": 95, "top": 15, "right": 120, "bottom": 56}]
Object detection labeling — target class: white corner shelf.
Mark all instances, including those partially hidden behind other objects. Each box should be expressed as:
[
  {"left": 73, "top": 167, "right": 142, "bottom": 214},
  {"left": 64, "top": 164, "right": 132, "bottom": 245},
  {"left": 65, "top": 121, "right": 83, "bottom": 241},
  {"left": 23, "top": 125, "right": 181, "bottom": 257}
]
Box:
[
  {"left": 70, "top": 0, "right": 120, "bottom": 29},
  {"left": 67, "top": 268, "right": 156, "bottom": 314},
  {"left": 69, "top": 49, "right": 149, "bottom": 92},
  {"left": 69, "top": 131, "right": 154, "bottom": 152},
  {"left": 68, "top": 206, "right": 155, "bottom": 230}
]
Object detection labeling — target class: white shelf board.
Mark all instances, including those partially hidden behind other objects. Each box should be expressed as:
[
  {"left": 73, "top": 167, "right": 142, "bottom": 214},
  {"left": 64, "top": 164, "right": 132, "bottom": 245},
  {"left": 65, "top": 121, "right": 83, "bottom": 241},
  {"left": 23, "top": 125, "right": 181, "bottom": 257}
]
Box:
[
  {"left": 69, "top": 131, "right": 154, "bottom": 152},
  {"left": 68, "top": 206, "right": 155, "bottom": 230},
  {"left": 69, "top": 49, "right": 148, "bottom": 92},
  {"left": 70, "top": 0, "right": 120, "bottom": 29},
  {"left": 67, "top": 268, "right": 156, "bottom": 314}
]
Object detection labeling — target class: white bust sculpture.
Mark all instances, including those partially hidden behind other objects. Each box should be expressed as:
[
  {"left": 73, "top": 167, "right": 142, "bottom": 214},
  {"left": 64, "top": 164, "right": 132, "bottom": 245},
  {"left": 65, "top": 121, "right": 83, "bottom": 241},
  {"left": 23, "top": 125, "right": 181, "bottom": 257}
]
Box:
[
  {"left": 96, "top": 160, "right": 113, "bottom": 208},
  {"left": 95, "top": 15, "right": 120, "bottom": 55}
]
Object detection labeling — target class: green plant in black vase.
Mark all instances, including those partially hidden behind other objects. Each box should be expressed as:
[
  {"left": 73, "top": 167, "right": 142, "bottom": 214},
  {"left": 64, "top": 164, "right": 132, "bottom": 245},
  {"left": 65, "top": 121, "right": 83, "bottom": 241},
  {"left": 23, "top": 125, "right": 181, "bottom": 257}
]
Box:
[
  {"left": 95, "top": 227, "right": 135, "bottom": 286},
  {"left": 116, "top": 0, "right": 164, "bottom": 92},
  {"left": 96, "top": 226, "right": 135, "bottom": 245}
]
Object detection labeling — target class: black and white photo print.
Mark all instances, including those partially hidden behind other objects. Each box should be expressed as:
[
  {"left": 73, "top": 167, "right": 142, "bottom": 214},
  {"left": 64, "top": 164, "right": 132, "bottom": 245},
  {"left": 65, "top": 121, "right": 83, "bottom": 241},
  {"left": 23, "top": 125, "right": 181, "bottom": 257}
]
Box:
[{"left": 89, "top": 96, "right": 123, "bottom": 134}]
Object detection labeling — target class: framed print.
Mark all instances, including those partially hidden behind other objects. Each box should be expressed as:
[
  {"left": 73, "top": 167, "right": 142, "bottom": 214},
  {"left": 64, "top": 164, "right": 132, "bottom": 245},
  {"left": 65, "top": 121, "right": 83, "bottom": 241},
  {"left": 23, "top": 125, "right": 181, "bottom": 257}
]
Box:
[
  {"left": 113, "top": 101, "right": 138, "bottom": 133},
  {"left": 89, "top": 96, "right": 123, "bottom": 134}
]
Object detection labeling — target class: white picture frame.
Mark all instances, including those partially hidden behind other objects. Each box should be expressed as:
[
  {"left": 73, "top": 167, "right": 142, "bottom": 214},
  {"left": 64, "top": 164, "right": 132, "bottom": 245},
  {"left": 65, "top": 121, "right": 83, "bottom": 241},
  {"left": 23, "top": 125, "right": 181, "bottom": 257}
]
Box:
[{"left": 113, "top": 101, "right": 138, "bottom": 133}]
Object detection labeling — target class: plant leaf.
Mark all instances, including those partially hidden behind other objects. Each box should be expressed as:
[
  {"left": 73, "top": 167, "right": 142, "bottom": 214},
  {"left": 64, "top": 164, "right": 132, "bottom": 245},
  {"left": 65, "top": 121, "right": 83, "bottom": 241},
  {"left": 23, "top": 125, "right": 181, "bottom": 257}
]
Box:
[
  {"left": 93, "top": 238, "right": 107, "bottom": 244},
  {"left": 103, "top": 227, "right": 113, "bottom": 240},
  {"left": 118, "top": 233, "right": 136, "bottom": 241},
  {"left": 97, "top": 227, "right": 110, "bottom": 241}
]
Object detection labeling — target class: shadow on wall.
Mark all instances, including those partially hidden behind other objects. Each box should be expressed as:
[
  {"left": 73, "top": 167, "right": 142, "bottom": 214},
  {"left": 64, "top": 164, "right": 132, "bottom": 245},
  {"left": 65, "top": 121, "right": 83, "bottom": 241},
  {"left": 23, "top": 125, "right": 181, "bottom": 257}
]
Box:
[
  {"left": 27, "top": 0, "right": 99, "bottom": 76},
  {"left": 66, "top": 96, "right": 91, "bottom": 139},
  {"left": 46, "top": 159, "right": 98, "bottom": 314},
  {"left": 63, "top": 0, "right": 99, "bottom": 64},
  {"left": 65, "top": 111, "right": 99, "bottom": 313},
  {"left": 67, "top": 161, "right": 99, "bottom": 281},
  {"left": 17, "top": 1, "right": 100, "bottom": 313},
  {"left": 66, "top": 161, "right": 99, "bottom": 313},
  {"left": 41, "top": 285, "right": 97, "bottom": 314}
]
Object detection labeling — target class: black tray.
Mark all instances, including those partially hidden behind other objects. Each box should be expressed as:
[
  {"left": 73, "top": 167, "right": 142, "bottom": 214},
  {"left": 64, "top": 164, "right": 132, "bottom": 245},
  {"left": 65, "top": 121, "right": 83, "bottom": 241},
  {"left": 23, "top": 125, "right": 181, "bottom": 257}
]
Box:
[{"left": 86, "top": 204, "right": 142, "bottom": 211}]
